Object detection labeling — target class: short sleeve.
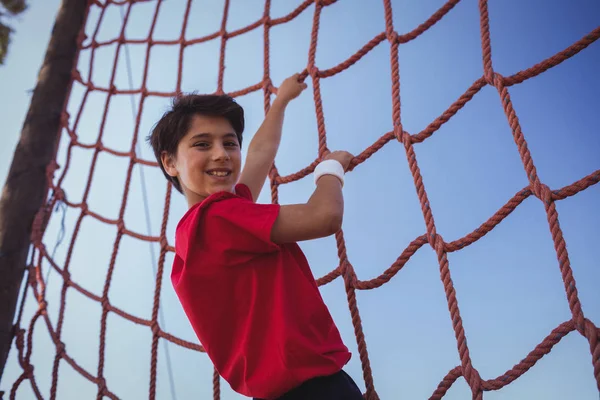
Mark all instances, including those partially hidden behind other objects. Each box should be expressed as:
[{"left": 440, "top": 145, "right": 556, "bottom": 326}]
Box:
[
  {"left": 206, "top": 196, "right": 281, "bottom": 257},
  {"left": 234, "top": 183, "right": 253, "bottom": 201}
]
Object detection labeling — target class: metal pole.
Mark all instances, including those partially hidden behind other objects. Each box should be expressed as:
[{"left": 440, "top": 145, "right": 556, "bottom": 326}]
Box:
[{"left": 0, "top": 0, "right": 88, "bottom": 381}]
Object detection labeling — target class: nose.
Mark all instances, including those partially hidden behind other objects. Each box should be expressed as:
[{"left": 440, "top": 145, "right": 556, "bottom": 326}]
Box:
[{"left": 211, "top": 143, "right": 230, "bottom": 161}]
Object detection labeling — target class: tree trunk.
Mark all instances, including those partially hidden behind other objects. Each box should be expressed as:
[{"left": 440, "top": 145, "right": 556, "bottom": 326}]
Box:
[{"left": 0, "top": 0, "right": 88, "bottom": 381}]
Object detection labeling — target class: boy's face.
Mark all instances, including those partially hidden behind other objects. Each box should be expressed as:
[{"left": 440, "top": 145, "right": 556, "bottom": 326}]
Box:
[{"left": 162, "top": 114, "right": 241, "bottom": 205}]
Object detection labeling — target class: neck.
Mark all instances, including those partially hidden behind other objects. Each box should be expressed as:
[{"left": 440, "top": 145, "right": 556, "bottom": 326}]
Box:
[
  {"left": 184, "top": 186, "right": 236, "bottom": 209},
  {"left": 185, "top": 191, "right": 208, "bottom": 209}
]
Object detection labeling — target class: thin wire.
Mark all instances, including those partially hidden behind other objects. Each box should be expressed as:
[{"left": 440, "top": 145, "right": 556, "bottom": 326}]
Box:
[
  {"left": 45, "top": 194, "right": 67, "bottom": 285},
  {"left": 119, "top": 6, "right": 178, "bottom": 400}
]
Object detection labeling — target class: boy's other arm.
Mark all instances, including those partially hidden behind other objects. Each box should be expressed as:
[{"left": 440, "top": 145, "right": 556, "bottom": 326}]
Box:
[
  {"left": 270, "top": 151, "right": 353, "bottom": 244},
  {"left": 238, "top": 98, "right": 287, "bottom": 202},
  {"left": 239, "top": 74, "right": 307, "bottom": 202}
]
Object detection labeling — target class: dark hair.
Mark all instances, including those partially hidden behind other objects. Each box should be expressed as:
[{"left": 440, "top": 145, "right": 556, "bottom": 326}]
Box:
[{"left": 147, "top": 94, "right": 244, "bottom": 193}]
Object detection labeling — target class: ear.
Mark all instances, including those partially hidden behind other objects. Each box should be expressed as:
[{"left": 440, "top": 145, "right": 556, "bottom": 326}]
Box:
[{"left": 161, "top": 151, "right": 178, "bottom": 177}]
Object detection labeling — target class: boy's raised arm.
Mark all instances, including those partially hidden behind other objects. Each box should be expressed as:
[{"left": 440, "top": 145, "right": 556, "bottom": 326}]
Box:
[{"left": 239, "top": 74, "right": 307, "bottom": 202}]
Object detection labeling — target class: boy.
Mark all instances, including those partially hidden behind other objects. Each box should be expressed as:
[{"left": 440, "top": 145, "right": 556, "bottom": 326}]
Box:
[{"left": 148, "top": 74, "right": 363, "bottom": 399}]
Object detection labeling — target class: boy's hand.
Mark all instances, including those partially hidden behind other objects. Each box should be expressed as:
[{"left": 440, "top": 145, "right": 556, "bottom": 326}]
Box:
[
  {"left": 324, "top": 151, "right": 354, "bottom": 171},
  {"left": 276, "top": 73, "right": 308, "bottom": 103}
]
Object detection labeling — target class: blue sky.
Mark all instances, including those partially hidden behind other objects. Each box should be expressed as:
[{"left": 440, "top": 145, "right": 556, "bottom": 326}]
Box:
[{"left": 1, "top": 1, "right": 599, "bottom": 399}]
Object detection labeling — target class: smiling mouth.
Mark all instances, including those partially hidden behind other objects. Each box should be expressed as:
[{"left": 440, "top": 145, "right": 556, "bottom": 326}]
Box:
[{"left": 206, "top": 170, "right": 231, "bottom": 177}]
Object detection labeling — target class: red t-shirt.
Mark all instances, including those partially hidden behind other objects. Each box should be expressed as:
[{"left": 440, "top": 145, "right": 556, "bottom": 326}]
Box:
[{"left": 171, "top": 183, "right": 351, "bottom": 399}]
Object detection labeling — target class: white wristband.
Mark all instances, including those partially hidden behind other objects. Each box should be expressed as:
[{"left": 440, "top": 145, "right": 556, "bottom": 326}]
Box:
[{"left": 314, "top": 159, "right": 345, "bottom": 187}]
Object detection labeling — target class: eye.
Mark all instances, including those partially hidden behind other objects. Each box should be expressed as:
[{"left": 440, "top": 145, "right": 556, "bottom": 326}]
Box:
[
  {"left": 193, "top": 142, "right": 209, "bottom": 148},
  {"left": 225, "top": 141, "right": 238, "bottom": 147}
]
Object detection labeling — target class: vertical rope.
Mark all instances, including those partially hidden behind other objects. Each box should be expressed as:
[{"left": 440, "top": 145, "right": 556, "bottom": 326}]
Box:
[
  {"left": 216, "top": 0, "right": 231, "bottom": 94},
  {"left": 6, "top": 1, "right": 599, "bottom": 399}
]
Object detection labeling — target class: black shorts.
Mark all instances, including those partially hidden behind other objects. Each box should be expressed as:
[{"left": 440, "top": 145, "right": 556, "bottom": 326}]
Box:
[{"left": 253, "top": 369, "right": 364, "bottom": 400}]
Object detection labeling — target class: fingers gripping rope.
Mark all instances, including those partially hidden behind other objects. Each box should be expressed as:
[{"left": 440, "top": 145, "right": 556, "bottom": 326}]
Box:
[{"left": 6, "top": 0, "right": 600, "bottom": 399}]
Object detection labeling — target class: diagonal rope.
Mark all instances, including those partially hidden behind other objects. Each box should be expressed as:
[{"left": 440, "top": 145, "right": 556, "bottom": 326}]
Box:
[{"left": 4, "top": 1, "right": 599, "bottom": 399}]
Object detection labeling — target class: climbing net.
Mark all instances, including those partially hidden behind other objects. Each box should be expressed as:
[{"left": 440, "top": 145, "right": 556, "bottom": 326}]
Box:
[{"left": 3, "top": 0, "right": 600, "bottom": 399}]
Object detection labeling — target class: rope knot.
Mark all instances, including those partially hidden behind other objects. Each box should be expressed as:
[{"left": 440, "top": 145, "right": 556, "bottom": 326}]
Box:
[
  {"left": 485, "top": 71, "right": 504, "bottom": 88},
  {"left": 308, "top": 65, "right": 320, "bottom": 78},
  {"left": 428, "top": 232, "right": 443, "bottom": 251},
  {"left": 97, "top": 377, "right": 107, "bottom": 393},
  {"left": 463, "top": 364, "right": 482, "bottom": 396},
  {"left": 24, "top": 363, "right": 34, "bottom": 377},
  {"left": 53, "top": 187, "right": 66, "bottom": 202},
  {"left": 318, "top": 0, "right": 337, "bottom": 5},
  {"left": 101, "top": 297, "right": 110, "bottom": 309},
  {"left": 343, "top": 261, "right": 358, "bottom": 287},
  {"left": 151, "top": 321, "right": 161, "bottom": 335},
  {"left": 38, "top": 299, "right": 48, "bottom": 312},
  {"left": 268, "top": 165, "right": 279, "bottom": 180},
  {"left": 159, "top": 236, "right": 169, "bottom": 250},
  {"left": 117, "top": 220, "right": 126, "bottom": 233},
  {"left": 61, "top": 270, "right": 71, "bottom": 283},
  {"left": 386, "top": 30, "right": 399, "bottom": 43},
  {"left": 56, "top": 341, "right": 66, "bottom": 357},
  {"left": 531, "top": 182, "right": 553, "bottom": 205},
  {"left": 393, "top": 123, "right": 405, "bottom": 142},
  {"left": 492, "top": 72, "right": 504, "bottom": 88},
  {"left": 263, "top": 77, "right": 273, "bottom": 92}
]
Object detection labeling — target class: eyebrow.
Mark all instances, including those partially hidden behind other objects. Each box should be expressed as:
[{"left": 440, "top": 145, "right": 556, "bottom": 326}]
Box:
[{"left": 189, "top": 132, "right": 238, "bottom": 142}]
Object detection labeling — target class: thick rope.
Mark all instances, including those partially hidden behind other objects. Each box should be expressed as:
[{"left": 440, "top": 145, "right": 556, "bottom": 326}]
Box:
[{"left": 5, "top": 0, "right": 599, "bottom": 398}]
